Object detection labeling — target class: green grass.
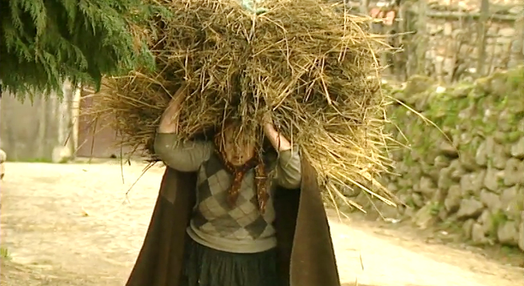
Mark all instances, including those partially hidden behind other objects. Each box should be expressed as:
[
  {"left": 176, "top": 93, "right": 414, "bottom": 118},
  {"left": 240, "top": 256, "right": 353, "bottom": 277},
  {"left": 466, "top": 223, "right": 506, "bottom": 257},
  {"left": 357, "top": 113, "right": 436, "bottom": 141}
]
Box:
[{"left": 0, "top": 247, "right": 11, "bottom": 260}]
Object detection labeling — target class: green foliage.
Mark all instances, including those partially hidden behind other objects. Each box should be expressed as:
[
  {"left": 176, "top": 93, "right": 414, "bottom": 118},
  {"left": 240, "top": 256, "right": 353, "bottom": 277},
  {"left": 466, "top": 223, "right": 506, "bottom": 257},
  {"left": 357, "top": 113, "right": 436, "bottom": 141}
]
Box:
[
  {"left": 488, "top": 210, "right": 508, "bottom": 238},
  {"left": 0, "top": 247, "right": 10, "bottom": 260},
  {"left": 429, "top": 201, "right": 442, "bottom": 216},
  {"left": 0, "top": 0, "right": 168, "bottom": 100},
  {"left": 385, "top": 66, "right": 524, "bottom": 169}
]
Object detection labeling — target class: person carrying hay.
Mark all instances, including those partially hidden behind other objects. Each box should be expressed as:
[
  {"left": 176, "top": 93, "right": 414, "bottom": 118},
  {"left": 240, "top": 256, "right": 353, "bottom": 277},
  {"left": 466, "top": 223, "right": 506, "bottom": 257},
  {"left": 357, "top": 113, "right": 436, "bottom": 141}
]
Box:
[{"left": 125, "top": 87, "right": 341, "bottom": 286}]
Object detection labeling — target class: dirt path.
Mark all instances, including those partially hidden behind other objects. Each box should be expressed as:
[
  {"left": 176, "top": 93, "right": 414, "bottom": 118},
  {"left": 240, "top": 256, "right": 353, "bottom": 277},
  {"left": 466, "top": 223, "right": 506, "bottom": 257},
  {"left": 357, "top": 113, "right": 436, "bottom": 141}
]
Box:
[{"left": 1, "top": 162, "right": 523, "bottom": 286}]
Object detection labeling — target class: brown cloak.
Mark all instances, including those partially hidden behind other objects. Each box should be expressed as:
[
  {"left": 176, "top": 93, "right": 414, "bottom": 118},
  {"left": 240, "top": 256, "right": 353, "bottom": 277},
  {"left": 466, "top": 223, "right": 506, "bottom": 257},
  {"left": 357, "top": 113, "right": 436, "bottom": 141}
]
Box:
[{"left": 125, "top": 160, "right": 341, "bottom": 286}]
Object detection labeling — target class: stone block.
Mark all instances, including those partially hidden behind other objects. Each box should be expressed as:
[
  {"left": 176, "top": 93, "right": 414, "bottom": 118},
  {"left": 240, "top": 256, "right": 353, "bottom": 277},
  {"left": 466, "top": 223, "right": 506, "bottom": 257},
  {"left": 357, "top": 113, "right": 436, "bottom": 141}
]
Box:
[
  {"left": 457, "top": 198, "right": 484, "bottom": 219},
  {"left": 497, "top": 221, "right": 520, "bottom": 246},
  {"left": 519, "top": 212, "right": 524, "bottom": 251},
  {"left": 444, "top": 185, "right": 462, "bottom": 213},
  {"left": 510, "top": 137, "right": 524, "bottom": 159}
]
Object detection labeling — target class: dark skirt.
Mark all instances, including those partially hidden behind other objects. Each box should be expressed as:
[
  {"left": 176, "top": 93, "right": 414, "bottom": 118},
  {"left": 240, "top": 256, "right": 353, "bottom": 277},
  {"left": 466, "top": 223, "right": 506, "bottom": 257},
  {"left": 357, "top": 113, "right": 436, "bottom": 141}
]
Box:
[{"left": 180, "top": 237, "right": 281, "bottom": 286}]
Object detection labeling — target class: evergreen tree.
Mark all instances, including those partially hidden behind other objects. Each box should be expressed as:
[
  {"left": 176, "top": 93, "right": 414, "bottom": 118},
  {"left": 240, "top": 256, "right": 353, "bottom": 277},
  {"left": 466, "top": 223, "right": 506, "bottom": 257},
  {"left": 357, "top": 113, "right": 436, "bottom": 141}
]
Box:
[{"left": 0, "top": 0, "right": 166, "bottom": 100}]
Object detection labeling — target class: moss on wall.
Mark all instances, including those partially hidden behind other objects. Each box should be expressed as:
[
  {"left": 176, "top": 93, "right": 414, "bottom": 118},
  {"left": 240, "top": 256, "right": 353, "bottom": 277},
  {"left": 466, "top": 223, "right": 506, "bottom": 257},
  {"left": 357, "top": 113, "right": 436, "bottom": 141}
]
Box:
[{"left": 363, "top": 66, "right": 524, "bottom": 251}]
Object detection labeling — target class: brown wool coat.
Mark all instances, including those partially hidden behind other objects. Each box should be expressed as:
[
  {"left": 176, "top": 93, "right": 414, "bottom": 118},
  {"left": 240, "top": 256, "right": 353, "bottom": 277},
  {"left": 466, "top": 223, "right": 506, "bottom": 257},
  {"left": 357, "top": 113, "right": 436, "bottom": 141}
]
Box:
[{"left": 125, "top": 159, "right": 341, "bottom": 286}]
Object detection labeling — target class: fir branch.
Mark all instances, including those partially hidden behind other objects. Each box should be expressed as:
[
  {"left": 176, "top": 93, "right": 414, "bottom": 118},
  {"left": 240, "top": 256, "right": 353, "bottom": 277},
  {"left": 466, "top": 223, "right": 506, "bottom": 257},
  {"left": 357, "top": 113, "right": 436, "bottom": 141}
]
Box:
[{"left": 0, "top": 0, "right": 166, "bottom": 100}]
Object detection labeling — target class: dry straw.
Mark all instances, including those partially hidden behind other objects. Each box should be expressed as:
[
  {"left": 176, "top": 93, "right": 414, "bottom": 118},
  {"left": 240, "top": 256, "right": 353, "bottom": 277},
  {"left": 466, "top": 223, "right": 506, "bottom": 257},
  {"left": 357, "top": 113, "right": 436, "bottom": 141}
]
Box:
[{"left": 87, "top": 0, "right": 397, "bottom": 211}]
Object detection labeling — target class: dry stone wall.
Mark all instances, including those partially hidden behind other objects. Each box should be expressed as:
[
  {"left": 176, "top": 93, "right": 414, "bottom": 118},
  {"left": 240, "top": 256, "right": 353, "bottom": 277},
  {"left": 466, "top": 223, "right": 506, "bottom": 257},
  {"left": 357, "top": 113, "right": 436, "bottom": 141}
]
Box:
[
  {"left": 381, "top": 2, "right": 524, "bottom": 82},
  {"left": 360, "top": 67, "right": 524, "bottom": 252},
  {"left": 423, "top": 12, "right": 523, "bottom": 81}
]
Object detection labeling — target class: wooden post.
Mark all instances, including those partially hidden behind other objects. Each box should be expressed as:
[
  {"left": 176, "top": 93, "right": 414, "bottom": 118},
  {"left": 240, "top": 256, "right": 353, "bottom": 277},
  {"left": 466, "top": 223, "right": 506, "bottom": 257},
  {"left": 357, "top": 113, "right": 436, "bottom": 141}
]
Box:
[
  {"left": 512, "top": 11, "right": 524, "bottom": 65},
  {"left": 476, "top": 0, "right": 489, "bottom": 76},
  {"left": 360, "top": 0, "right": 369, "bottom": 15},
  {"left": 521, "top": 10, "right": 524, "bottom": 58},
  {"left": 416, "top": 0, "right": 427, "bottom": 75},
  {"left": 396, "top": 4, "right": 407, "bottom": 81}
]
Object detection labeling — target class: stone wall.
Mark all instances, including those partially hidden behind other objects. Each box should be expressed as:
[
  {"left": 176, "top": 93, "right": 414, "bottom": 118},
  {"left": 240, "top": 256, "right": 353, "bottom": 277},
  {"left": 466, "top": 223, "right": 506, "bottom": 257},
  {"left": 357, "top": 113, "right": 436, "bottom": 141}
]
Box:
[
  {"left": 419, "top": 4, "right": 524, "bottom": 82},
  {"left": 0, "top": 83, "right": 79, "bottom": 162},
  {"left": 358, "top": 67, "right": 524, "bottom": 252},
  {"left": 367, "top": 1, "right": 524, "bottom": 82}
]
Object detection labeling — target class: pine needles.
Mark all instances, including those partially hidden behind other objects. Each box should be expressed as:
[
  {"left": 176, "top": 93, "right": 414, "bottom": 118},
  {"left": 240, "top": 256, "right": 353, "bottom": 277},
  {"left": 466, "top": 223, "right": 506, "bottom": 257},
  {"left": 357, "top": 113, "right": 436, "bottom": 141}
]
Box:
[
  {"left": 89, "top": 0, "right": 397, "bottom": 210},
  {"left": 0, "top": 0, "right": 168, "bottom": 99}
]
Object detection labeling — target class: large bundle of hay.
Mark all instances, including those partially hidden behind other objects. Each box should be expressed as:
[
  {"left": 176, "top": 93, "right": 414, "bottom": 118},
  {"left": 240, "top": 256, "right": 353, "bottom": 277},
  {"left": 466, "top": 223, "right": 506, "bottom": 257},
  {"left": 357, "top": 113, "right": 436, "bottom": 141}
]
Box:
[{"left": 89, "top": 0, "right": 396, "bottom": 210}]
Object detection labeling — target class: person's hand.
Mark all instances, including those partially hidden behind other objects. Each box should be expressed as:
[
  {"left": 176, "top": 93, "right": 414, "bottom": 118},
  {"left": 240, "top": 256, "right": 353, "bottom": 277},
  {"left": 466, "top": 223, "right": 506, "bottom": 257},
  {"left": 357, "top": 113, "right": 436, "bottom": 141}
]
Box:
[
  {"left": 262, "top": 111, "right": 291, "bottom": 151},
  {"left": 165, "top": 85, "right": 187, "bottom": 112},
  {"left": 261, "top": 111, "right": 273, "bottom": 128},
  {"left": 158, "top": 85, "right": 187, "bottom": 133}
]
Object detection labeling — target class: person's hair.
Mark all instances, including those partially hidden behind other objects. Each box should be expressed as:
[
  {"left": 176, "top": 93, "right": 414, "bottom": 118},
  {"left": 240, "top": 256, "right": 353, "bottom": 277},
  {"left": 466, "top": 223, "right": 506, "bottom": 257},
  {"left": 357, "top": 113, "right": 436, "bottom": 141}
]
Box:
[
  {"left": 221, "top": 118, "right": 242, "bottom": 132},
  {"left": 215, "top": 118, "right": 260, "bottom": 152}
]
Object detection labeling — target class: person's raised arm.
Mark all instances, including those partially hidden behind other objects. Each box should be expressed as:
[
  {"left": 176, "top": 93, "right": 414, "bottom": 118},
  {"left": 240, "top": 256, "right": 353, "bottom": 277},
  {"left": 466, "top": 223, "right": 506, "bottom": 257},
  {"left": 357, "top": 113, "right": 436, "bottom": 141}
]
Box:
[
  {"left": 154, "top": 87, "right": 212, "bottom": 172},
  {"left": 262, "top": 113, "right": 301, "bottom": 189}
]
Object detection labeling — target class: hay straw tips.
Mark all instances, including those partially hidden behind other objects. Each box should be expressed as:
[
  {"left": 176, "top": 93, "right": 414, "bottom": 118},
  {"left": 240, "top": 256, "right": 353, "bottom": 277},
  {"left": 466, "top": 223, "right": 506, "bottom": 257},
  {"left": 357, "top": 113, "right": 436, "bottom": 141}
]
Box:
[{"left": 87, "top": 0, "right": 396, "bottom": 212}]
